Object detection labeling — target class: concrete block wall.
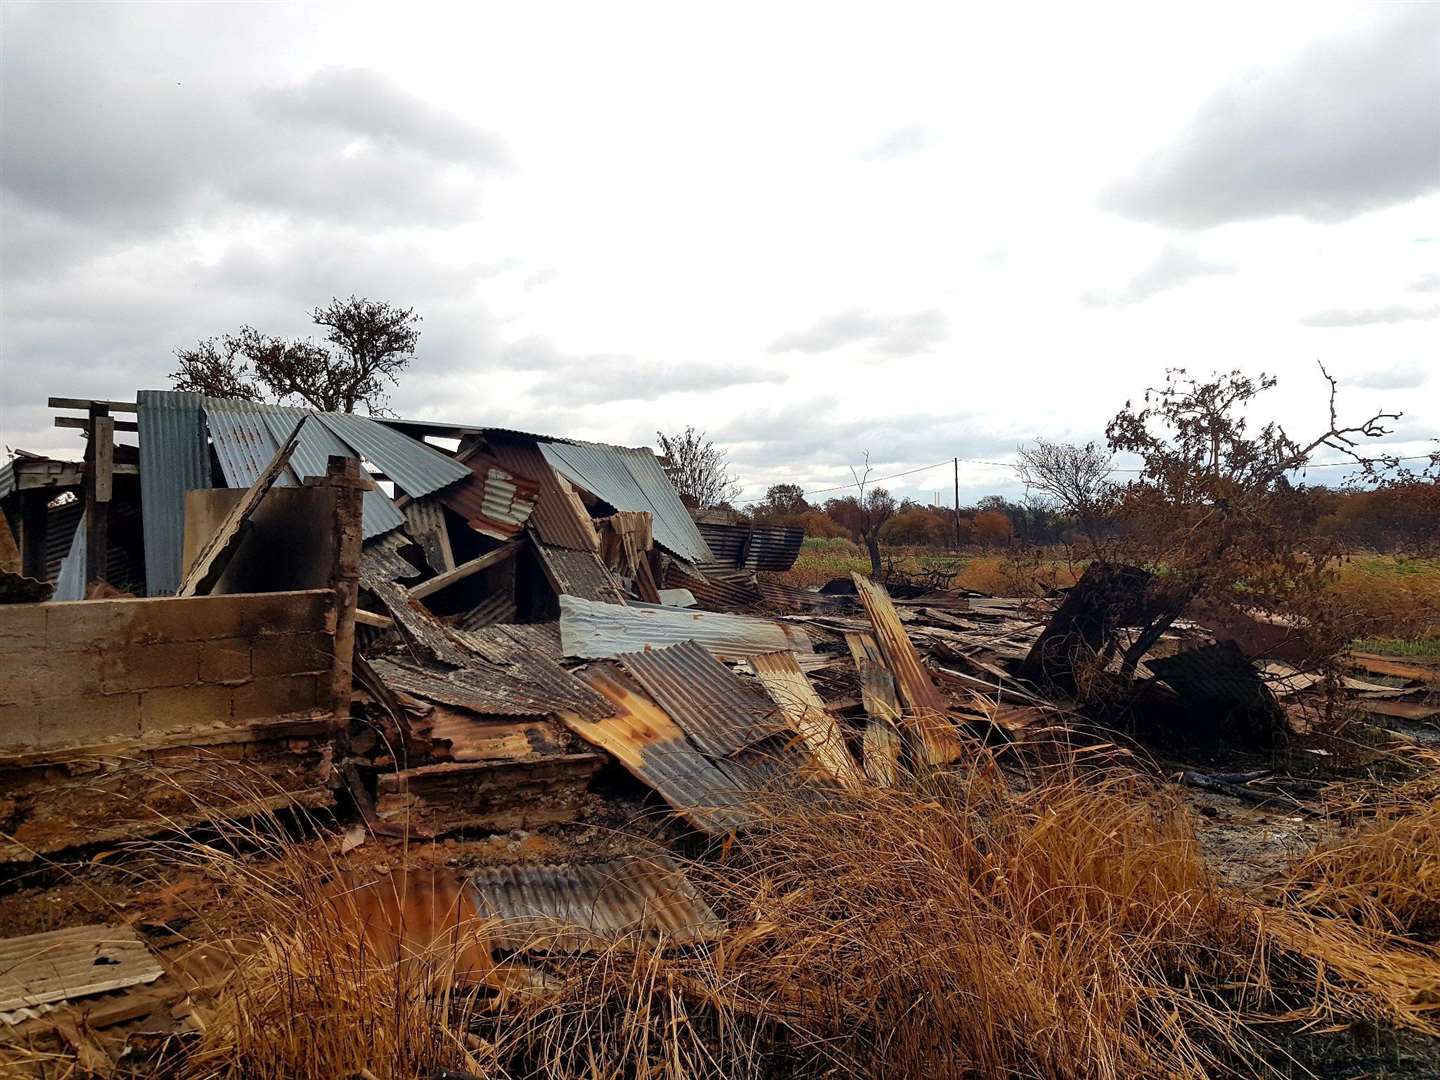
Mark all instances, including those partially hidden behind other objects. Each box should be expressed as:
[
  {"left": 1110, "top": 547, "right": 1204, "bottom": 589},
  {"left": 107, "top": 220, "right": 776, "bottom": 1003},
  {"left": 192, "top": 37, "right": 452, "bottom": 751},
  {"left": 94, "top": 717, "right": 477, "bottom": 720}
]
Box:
[{"left": 0, "top": 589, "right": 338, "bottom": 752}]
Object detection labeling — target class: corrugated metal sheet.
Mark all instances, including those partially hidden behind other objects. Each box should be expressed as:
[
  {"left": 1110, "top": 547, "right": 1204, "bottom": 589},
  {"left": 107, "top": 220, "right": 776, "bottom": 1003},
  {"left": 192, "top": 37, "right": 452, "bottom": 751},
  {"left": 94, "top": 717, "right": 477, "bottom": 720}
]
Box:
[
  {"left": 448, "top": 625, "right": 615, "bottom": 720},
  {"left": 369, "top": 657, "right": 607, "bottom": 719},
  {"left": 561, "top": 665, "right": 755, "bottom": 835},
  {"left": 540, "top": 441, "right": 712, "bottom": 564},
  {"left": 454, "top": 590, "right": 516, "bottom": 630},
  {"left": 44, "top": 500, "right": 81, "bottom": 583},
  {"left": 53, "top": 515, "right": 86, "bottom": 600},
  {"left": 467, "top": 856, "right": 722, "bottom": 950},
  {"left": 748, "top": 650, "right": 864, "bottom": 786},
  {"left": 0, "top": 461, "right": 14, "bottom": 502},
  {"left": 0, "top": 924, "right": 163, "bottom": 1016},
  {"left": 560, "top": 594, "right": 813, "bottom": 662},
  {"left": 484, "top": 438, "right": 600, "bottom": 553},
  {"left": 316, "top": 410, "right": 469, "bottom": 498},
  {"left": 138, "top": 389, "right": 211, "bottom": 595},
  {"left": 851, "top": 573, "right": 964, "bottom": 765},
  {"left": 697, "top": 523, "right": 805, "bottom": 573},
  {"left": 464, "top": 622, "right": 564, "bottom": 662},
  {"left": 402, "top": 495, "right": 454, "bottom": 573},
  {"left": 438, "top": 451, "right": 539, "bottom": 541},
  {"left": 361, "top": 534, "right": 472, "bottom": 666},
  {"left": 203, "top": 399, "right": 404, "bottom": 540},
  {"left": 617, "top": 641, "right": 780, "bottom": 758},
  {"left": 663, "top": 565, "right": 763, "bottom": 612},
  {"left": 535, "top": 540, "right": 627, "bottom": 604}
]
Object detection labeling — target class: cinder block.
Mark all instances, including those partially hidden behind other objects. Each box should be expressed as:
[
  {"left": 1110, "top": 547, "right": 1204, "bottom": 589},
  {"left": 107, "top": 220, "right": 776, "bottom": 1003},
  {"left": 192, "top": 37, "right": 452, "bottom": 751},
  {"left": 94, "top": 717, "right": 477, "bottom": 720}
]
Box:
[
  {"left": 0, "top": 703, "right": 41, "bottom": 750},
  {"left": 100, "top": 642, "right": 201, "bottom": 693},
  {"left": 251, "top": 633, "right": 333, "bottom": 677},
  {"left": 232, "top": 674, "right": 318, "bottom": 721},
  {"left": 0, "top": 647, "right": 103, "bottom": 706},
  {"left": 140, "top": 684, "right": 234, "bottom": 734},
  {"left": 198, "top": 637, "right": 251, "bottom": 683},
  {"left": 125, "top": 590, "right": 334, "bottom": 644},
  {"left": 0, "top": 604, "right": 47, "bottom": 650},
  {"left": 44, "top": 600, "right": 138, "bottom": 648},
  {"left": 38, "top": 693, "right": 142, "bottom": 747}
]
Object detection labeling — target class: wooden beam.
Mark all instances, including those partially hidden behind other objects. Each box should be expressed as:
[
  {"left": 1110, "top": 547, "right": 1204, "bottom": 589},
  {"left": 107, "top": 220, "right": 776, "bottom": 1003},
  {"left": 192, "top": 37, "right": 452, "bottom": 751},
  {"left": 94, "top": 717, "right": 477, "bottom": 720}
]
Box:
[
  {"left": 177, "top": 415, "right": 307, "bottom": 597},
  {"left": 92, "top": 417, "right": 114, "bottom": 504},
  {"left": 83, "top": 407, "right": 111, "bottom": 585},
  {"left": 56, "top": 416, "right": 138, "bottom": 432},
  {"left": 49, "top": 397, "right": 139, "bottom": 413},
  {"left": 354, "top": 608, "right": 395, "bottom": 629},
  {"left": 407, "top": 539, "right": 519, "bottom": 601}
]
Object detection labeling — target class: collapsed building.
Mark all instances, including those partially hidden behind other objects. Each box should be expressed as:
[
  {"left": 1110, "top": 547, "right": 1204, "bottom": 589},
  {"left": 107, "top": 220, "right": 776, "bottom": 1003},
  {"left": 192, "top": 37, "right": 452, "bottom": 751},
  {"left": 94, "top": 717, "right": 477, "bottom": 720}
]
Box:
[{"left": 2, "top": 392, "right": 1437, "bottom": 1067}]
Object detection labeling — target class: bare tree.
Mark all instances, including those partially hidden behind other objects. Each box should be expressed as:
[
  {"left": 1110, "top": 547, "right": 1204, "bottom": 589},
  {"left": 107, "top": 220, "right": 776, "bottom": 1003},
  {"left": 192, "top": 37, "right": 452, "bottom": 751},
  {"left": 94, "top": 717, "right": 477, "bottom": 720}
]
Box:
[
  {"left": 655, "top": 426, "right": 742, "bottom": 509},
  {"left": 850, "top": 452, "right": 897, "bottom": 577},
  {"left": 1016, "top": 439, "right": 1114, "bottom": 550},
  {"left": 170, "top": 296, "right": 421, "bottom": 414}
]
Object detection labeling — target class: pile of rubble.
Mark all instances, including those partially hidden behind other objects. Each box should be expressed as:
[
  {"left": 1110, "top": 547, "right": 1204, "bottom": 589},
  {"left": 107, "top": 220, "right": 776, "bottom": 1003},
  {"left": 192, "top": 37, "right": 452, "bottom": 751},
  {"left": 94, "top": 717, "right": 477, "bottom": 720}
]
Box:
[{"left": 1, "top": 392, "right": 1436, "bottom": 1072}]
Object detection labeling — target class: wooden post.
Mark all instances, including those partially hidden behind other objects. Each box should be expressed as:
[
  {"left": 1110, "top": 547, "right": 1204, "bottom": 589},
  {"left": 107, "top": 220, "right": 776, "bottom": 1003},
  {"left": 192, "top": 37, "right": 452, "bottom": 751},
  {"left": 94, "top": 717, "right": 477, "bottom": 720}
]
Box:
[
  {"left": 313, "top": 455, "right": 366, "bottom": 727},
  {"left": 953, "top": 457, "right": 961, "bottom": 549},
  {"left": 84, "top": 405, "right": 113, "bottom": 585}
]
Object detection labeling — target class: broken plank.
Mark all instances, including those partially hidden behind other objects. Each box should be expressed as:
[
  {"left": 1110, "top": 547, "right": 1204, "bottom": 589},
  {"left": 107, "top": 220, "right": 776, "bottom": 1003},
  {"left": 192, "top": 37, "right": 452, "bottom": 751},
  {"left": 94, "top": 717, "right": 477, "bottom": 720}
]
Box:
[
  {"left": 844, "top": 631, "right": 903, "bottom": 784},
  {"left": 1347, "top": 654, "right": 1440, "bottom": 686},
  {"left": 55, "top": 416, "right": 139, "bottom": 432},
  {"left": 49, "top": 396, "right": 139, "bottom": 413},
  {"left": 408, "top": 539, "right": 520, "bottom": 600},
  {"left": 177, "top": 415, "right": 307, "bottom": 597},
  {"left": 354, "top": 608, "right": 395, "bottom": 629},
  {"left": 851, "top": 573, "right": 966, "bottom": 765},
  {"left": 749, "top": 650, "right": 864, "bottom": 788}
]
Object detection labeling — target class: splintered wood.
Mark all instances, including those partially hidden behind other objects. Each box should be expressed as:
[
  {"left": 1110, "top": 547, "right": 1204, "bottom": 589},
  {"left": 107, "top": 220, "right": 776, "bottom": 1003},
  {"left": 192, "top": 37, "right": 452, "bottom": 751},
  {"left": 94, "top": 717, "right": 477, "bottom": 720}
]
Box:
[
  {"left": 850, "top": 573, "right": 966, "bottom": 765},
  {"left": 844, "top": 631, "right": 903, "bottom": 785},
  {"left": 748, "top": 650, "right": 864, "bottom": 788}
]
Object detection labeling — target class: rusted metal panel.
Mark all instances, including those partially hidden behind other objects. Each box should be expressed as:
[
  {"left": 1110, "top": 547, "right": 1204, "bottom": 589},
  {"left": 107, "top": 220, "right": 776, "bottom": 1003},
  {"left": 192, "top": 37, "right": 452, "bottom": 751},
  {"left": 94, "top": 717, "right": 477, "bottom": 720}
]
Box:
[
  {"left": 697, "top": 522, "right": 805, "bottom": 572},
  {"left": 438, "top": 450, "right": 539, "bottom": 541},
  {"left": 375, "top": 754, "right": 603, "bottom": 835},
  {"left": 403, "top": 496, "right": 455, "bottom": 572},
  {"left": 663, "top": 565, "right": 763, "bottom": 612},
  {"left": 617, "top": 640, "right": 780, "bottom": 758},
  {"left": 467, "top": 856, "right": 723, "bottom": 950},
  {"left": 747, "top": 650, "right": 863, "bottom": 787},
  {"left": 463, "top": 621, "right": 564, "bottom": 662},
  {"left": 560, "top": 665, "right": 754, "bottom": 835},
  {"left": 560, "top": 594, "right": 814, "bottom": 662},
  {"left": 535, "top": 539, "right": 627, "bottom": 604},
  {"left": 485, "top": 438, "right": 600, "bottom": 553},
  {"left": 373, "top": 649, "right": 613, "bottom": 720},
  {"left": 361, "top": 534, "right": 471, "bottom": 666},
  {"left": 454, "top": 590, "right": 517, "bottom": 630},
  {"left": 0, "top": 925, "right": 163, "bottom": 1017},
  {"left": 845, "top": 631, "right": 903, "bottom": 785},
  {"left": 851, "top": 573, "right": 965, "bottom": 766}
]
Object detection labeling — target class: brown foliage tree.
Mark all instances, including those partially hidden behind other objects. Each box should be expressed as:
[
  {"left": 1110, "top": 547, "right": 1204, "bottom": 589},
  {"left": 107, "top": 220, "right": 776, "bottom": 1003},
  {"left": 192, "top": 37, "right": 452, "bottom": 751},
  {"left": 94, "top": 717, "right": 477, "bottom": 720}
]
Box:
[
  {"left": 973, "top": 509, "right": 1014, "bottom": 547},
  {"left": 880, "top": 507, "right": 953, "bottom": 547},
  {"left": 170, "top": 296, "right": 421, "bottom": 414}
]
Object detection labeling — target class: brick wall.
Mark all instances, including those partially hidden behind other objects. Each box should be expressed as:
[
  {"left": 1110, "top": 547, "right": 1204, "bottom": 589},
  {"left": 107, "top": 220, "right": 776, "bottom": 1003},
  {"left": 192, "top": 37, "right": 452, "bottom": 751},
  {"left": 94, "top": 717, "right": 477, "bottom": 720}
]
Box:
[{"left": 0, "top": 589, "right": 339, "bottom": 752}]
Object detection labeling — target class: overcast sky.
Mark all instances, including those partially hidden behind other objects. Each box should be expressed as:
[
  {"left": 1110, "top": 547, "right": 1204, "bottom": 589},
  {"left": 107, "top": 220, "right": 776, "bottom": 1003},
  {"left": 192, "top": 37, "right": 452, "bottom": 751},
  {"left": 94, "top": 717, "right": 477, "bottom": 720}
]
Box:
[{"left": 1, "top": 1, "right": 1436, "bottom": 505}]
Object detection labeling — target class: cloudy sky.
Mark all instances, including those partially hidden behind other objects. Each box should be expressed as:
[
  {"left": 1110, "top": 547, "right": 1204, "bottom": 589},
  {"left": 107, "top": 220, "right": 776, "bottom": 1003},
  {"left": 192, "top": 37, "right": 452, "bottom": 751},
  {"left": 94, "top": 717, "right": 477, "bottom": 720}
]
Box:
[{"left": 1, "top": 1, "right": 1436, "bottom": 505}]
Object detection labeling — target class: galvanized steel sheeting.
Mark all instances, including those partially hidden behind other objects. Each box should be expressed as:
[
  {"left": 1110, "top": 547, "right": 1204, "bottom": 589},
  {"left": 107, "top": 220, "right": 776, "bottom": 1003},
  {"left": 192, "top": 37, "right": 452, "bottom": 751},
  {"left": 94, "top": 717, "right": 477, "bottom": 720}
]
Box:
[
  {"left": 53, "top": 515, "right": 86, "bottom": 600},
  {"left": 560, "top": 594, "right": 813, "bottom": 662},
  {"left": 137, "top": 390, "right": 211, "bottom": 595},
  {"left": 466, "top": 857, "right": 722, "bottom": 949},
  {"left": 540, "top": 440, "right": 712, "bottom": 564},
  {"left": 316, "top": 410, "right": 469, "bottom": 498},
  {"left": 617, "top": 640, "right": 779, "bottom": 758}
]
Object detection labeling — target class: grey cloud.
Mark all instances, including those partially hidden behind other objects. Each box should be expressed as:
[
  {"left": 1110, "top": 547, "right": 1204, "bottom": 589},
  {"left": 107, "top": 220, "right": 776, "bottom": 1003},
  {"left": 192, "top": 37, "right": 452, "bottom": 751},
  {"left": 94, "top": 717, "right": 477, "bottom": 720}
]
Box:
[
  {"left": 857, "top": 126, "right": 934, "bottom": 161},
  {"left": 1412, "top": 274, "right": 1440, "bottom": 293},
  {"left": 1344, "top": 365, "right": 1429, "bottom": 391},
  {"left": 1080, "top": 245, "right": 1233, "bottom": 307},
  {"left": 256, "top": 68, "right": 508, "bottom": 168},
  {"left": 1300, "top": 304, "right": 1440, "bottom": 327},
  {"left": 720, "top": 397, "right": 1017, "bottom": 470},
  {"left": 768, "top": 309, "right": 948, "bottom": 356},
  {"left": 529, "top": 360, "right": 785, "bottom": 405},
  {"left": 1101, "top": 6, "right": 1440, "bottom": 228}
]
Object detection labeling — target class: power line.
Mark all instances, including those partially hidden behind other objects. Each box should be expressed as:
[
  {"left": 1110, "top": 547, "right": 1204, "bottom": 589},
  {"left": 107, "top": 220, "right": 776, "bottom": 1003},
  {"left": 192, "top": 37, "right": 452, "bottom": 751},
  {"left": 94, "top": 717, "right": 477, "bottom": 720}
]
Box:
[{"left": 739, "top": 451, "right": 1434, "bottom": 504}]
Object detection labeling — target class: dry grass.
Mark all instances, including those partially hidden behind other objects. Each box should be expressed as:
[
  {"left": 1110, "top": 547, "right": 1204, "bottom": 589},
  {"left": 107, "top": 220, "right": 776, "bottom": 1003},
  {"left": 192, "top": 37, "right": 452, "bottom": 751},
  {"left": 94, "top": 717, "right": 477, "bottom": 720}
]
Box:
[{"left": 165, "top": 754, "right": 1440, "bottom": 1080}]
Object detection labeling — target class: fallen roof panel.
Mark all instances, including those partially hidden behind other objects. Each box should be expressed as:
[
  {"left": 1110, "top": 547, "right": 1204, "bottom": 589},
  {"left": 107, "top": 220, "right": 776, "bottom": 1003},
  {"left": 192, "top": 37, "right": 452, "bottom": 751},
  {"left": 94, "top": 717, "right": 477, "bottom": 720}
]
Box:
[
  {"left": 748, "top": 650, "right": 864, "bottom": 787},
  {"left": 439, "top": 451, "right": 539, "bottom": 541},
  {"left": 560, "top": 594, "right": 814, "bottom": 662},
  {"left": 540, "top": 441, "right": 712, "bottom": 564},
  {"left": 484, "top": 438, "right": 601, "bottom": 553},
  {"left": 617, "top": 640, "right": 781, "bottom": 758},
  {"left": 535, "top": 539, "right": 627, "bottom": 604},
  {"left": 467, "top": 856, "right": 723, "bottom": 950},
  {"left": 317, "top": 410, "right": 470, "bottom": 499},
  {"left": 0, "top": 924, "right": 164, "bottom": 1016}
]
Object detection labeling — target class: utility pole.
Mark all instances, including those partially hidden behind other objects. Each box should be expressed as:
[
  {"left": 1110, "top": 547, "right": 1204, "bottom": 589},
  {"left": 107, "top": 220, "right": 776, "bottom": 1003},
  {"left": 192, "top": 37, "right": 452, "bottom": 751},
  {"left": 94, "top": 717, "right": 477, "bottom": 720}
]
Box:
[{"left": 953, "top": 457, "right": 961, "bottom": 549}]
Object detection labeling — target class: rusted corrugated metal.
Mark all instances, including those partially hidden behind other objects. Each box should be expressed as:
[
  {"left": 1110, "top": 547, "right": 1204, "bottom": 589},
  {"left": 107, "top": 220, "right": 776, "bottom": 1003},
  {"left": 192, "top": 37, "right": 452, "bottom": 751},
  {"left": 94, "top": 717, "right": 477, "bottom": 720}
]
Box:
[
  {"left": 535, "top": 540, "right": 627, "bottom": 604},
  {"left": 851, "top": 573, "right": 965, "bottom": 766},
  {"left": 485, "top": 438, "right": 600, "bottom": 553},
  {"left": 559, "top": 594, "right": 814, "bottom": 662},
  {"left": 561, "top": 665, "right": 755, "bottom": 835},
  {"left": 403, "top": 496, "right": 455, "bottom": 572},
  {"left": 617, "top": 641, "right": 780, "bottom": 758},
  {"left": 748, "top": 651, "right": 863, "bottom": 787},
  {"left": 454, "top": 590, "right": 516, "bottom": 630},
  {"left": 467, "top": 856, "right": 723, "bottom": 950},
  {"left": 361, "top": 534, "right": 472, "bottom": 666},
  {"left": 697, "top": 522, "right": 805, "bottom": 573},
  {"left": 438, "top": 450, "right": 539, "bottom": 541},
  {"left": 663, "top": 565, "right": 763, "bottom": 612},
  {"left": 0, "top": 924, "right": 163, "bottom": 1017},
  {"left": 371, "top": 652, "right": 613, "bottom": 720},
  {"left": 462, "top": 621, "right": 564, "bottom": 663}
]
